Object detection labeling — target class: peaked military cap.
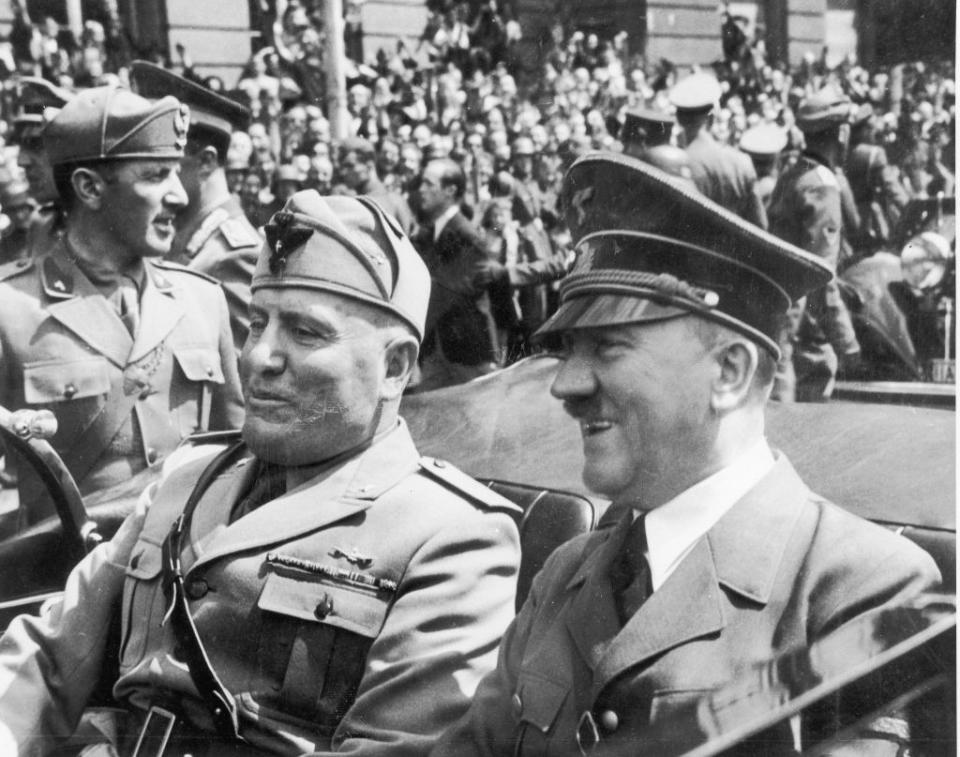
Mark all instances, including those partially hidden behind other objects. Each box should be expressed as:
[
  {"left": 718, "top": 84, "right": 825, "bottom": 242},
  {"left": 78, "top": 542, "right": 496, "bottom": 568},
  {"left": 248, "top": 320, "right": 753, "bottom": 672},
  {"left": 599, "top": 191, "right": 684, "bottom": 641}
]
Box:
[
  {"left": 13, "top": 77, "right": 73, "bottom": 138},
  {"left": 621, "top": 106, "right": 674, "bottom": 145},
  {"left": 796, "top": 85, "right": 854, "bottom": 133},
  {"left": 738, "top": 123, "right": 788, "bottom": 156},
  {"left": 130, "top": 60, "right": 251, "bottom": 137},
  {"left": 253, "top": 192, "right": 431, "bottom": 341},
  {"left": 537, "top": 153, "right": 832, "bottom": 356},
  {"left": 43, "top": 85, "right": 189, "bottom": 166},
  {"left": 669, "top": 72, "right": 722, "bottom": 114}
]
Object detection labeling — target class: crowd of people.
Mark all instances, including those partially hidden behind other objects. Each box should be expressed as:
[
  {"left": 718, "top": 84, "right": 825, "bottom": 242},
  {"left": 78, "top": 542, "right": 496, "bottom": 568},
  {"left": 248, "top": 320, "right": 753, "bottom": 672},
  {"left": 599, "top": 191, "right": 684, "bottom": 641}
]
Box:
[
  {"left": 0, "top": 5, "right": 950, "bottom": 756},
  {"left": 0, "top": 0, "right": 954, "bottom": 394}
]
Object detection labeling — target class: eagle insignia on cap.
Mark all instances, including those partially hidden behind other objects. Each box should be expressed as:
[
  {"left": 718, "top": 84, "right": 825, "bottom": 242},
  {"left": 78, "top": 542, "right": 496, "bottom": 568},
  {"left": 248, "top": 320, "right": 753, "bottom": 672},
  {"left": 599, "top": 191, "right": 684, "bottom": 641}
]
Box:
[
  {"left": 174, "top": 104, "right": 190, "bottom": 149},
  {"left": 569, "top": 187, "right": 595, "bottom": 227},
  {"left": 265, "top": 211, "right": 313, "bottom": 274}
]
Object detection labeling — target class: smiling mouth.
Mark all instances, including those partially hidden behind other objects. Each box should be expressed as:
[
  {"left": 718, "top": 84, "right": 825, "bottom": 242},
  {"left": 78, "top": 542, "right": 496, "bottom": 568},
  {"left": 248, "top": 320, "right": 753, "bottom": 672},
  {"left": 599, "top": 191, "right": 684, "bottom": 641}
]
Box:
[{"left": 581, "top": 419, "right": 613, "bottom": 436}]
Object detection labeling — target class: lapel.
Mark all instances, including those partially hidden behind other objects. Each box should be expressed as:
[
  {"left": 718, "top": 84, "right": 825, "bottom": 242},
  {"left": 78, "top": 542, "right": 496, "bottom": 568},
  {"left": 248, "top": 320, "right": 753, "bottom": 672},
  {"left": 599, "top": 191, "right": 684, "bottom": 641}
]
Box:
[
  {"left": 592, "top": 537, "right": 726, "bottom": 697},
  {"left": 707, "top": 454, "right": 810, "bottom": 603},
  {"left": 189, "top": 421, "right": 421, "bottom": 572},
  {"left": 42, "top": 249, "right": 133, "bottom": 368},
  {"left": 590, "top": 454, "right": 810, "bottom": 696},
  {"left": 564, "top": 512, "right": 631, "bottom": 672},
  {"left": 128, "top": 263, "right": 185, "bottom": 364}
]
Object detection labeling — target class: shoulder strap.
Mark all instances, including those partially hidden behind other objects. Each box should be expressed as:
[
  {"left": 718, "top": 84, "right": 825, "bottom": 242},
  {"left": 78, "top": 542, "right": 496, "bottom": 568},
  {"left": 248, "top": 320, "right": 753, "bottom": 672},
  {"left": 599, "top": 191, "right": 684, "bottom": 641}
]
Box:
[
  {"left": 418, "top": 456, "right": 522, "bottom": 516},
  {"left": 186, "top": 207, "right": 231, "bottom": 256},
  {"left": 0, "top": 256, "right": 34, "bottom": 282},
  {"left": 160, "top": 440, "right": 248, "bottom": 740}
]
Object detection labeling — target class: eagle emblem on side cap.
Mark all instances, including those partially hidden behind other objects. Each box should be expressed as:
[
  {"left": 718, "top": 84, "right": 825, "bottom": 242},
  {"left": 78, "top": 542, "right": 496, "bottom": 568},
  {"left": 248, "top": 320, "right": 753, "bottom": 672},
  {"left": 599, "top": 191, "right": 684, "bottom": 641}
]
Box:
[
  {"left": 174, "top": 104, "right": 190, "bottom": 148},
  {"left": 265, "top": 212, "right": 313, "bottom": 274}
]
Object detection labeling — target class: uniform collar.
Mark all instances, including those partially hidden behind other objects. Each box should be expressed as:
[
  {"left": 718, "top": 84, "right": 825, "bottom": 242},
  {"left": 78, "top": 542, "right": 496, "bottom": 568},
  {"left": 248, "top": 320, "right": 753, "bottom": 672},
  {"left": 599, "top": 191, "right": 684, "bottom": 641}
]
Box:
[
  {"left": 187, "top": 419, "right": 420, "bottom": 570},
  {"left": 641, "top": 439, "right": 775, "bottom": 591}
]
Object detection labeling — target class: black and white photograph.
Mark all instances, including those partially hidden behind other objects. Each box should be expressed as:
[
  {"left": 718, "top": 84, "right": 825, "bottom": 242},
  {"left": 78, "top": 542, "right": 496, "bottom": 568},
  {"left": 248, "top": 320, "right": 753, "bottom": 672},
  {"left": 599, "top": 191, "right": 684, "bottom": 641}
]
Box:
[{"left": 0, "top": 0, "right": 953, "bottom": 754}]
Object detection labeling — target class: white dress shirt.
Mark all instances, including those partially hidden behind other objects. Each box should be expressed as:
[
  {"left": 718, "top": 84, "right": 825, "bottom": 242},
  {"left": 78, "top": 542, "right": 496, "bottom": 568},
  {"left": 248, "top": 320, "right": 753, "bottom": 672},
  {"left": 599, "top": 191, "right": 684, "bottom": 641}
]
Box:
[
  {"left": 637, "top": 439, "right": 776, "bottom": 591},
  {"left": 433, "top": 205, "right": 460, "bottom": 241}
]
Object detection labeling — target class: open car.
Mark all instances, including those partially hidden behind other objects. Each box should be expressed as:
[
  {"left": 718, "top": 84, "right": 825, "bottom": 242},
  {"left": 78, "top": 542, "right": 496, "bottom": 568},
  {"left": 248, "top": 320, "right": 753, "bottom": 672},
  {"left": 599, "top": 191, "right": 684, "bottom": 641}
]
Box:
[{"left": 0, "top": 355, "right": 955, "bottom": 754}]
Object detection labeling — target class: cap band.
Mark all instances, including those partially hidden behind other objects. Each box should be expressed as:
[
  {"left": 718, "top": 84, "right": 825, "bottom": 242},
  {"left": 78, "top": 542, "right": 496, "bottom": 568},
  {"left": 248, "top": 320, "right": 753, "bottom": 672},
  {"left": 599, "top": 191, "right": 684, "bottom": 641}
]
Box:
[{"left": 540, "top": 231, "right": 791, "bottom": 356}]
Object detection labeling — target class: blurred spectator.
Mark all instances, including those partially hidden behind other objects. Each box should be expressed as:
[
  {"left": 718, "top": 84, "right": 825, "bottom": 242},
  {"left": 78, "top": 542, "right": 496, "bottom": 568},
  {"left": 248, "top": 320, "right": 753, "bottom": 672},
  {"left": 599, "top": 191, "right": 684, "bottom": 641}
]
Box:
[{"left": 338, "top": 136, "right": 416, "bottom": 233}]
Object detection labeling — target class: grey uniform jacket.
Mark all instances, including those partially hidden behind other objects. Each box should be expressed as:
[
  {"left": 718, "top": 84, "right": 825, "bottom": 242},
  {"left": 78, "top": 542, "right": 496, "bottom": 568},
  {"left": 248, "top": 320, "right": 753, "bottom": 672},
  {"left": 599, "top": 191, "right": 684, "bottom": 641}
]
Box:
[
  {"left": 0, "top": 420, "right": 521, "bottom": 756},
  {"left": 0, "top": 243, "right": 244, "bottom": 524},
  {"left": 168, "top": 195, "right": 263, "bottom": 354},
  {"left": 432, "top": 454, "right": 939, "bottom": 756}
]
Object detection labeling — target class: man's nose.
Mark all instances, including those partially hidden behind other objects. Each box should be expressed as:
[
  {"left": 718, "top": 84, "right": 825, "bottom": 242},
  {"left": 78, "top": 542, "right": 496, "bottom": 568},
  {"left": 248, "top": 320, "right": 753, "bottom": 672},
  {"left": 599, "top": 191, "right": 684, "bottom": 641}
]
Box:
[
  {"left": 241, "top": 326, "right": 286, "bottom": 377},
  {"left": 550, "top": 351, "right": 597, "bottom": 401},
  {"left": 165, "top": 173, "right": 189, "bottom": 210}
]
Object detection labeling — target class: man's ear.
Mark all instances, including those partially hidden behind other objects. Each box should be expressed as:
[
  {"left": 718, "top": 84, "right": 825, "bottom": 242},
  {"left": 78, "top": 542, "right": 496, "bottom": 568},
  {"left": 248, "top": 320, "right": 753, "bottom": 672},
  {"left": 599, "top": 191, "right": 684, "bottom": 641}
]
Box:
[
  {"left": 381, "top": 334, "right": 420, "bottom": 400},
  {"left": 70, "top": 167, "right": 106, "bottom": 209},
  {"left": 710, "top": 337, "right": 759, "bottom": 413}
]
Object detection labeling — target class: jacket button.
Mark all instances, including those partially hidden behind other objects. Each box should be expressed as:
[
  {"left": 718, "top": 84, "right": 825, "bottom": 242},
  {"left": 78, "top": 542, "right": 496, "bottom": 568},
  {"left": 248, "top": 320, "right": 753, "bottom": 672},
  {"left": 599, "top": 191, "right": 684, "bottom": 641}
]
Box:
[
  {"left": 599, "top": 709, "right": 619, "bottom": 732},
  {"left": 511, "top": 693, "right": 522, "bottom": 716},
  {"left": 63, "top": 383, "right": 77, "bottom": 399},
  {"left": 314, "top": 593, "right": 335, "bottom": 619},
  {"left": 185, "top": 576, "right": 209, "bottom": 600},
  {"left": 146, "top": 448, "right": 158, "bottom": 465}
]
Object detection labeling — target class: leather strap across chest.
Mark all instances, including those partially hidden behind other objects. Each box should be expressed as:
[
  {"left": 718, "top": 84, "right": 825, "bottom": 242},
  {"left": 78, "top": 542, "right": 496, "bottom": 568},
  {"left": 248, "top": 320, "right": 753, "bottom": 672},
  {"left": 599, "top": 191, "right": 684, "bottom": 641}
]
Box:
[{"left": 160, "top": 440, "right": 248, "bottom": 739}]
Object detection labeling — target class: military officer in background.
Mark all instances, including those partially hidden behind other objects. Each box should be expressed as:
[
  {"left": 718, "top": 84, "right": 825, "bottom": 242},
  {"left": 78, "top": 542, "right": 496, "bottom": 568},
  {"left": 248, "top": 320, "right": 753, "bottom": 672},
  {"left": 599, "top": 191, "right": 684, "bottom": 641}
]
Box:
[
  {"left": 671, "top": 71, "right": 767, "bottom": 229},
  {"left": 433, "top": 153, "right": 938, "bottom": 757},
  {"left": 619, "top": 106, "right": 674, "bottom": 160},
  {"left": 0, "top": 85, "right": 243, "bottom": 529},
  {"left": 131, "top": 60, "right": 263, "bottom": 354},
  {"left": 619, "top": 106, "right": 694, "bottom": 184},
  {"left": 8, "top": 76, "right": 73, "bottom": 260},
  {"left": 739, "top": 122, "right": 788, "bottom": 211},
  {"left": 0, "top": 191, "right": 521, "bottom": 757},
  {"left": 768, "top": 85, "right": 863, "bottom": 401}
]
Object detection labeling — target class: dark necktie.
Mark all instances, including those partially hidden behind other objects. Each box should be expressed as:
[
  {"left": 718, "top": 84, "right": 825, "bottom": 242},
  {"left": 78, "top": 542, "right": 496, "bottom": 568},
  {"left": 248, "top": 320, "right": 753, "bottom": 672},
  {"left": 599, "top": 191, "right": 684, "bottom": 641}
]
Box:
[
  {"left": 609, "top": 515, "right": 651, "bottom": 624},
  {"left": 231, "top": 464, "right": 287, "bottom": 523}
]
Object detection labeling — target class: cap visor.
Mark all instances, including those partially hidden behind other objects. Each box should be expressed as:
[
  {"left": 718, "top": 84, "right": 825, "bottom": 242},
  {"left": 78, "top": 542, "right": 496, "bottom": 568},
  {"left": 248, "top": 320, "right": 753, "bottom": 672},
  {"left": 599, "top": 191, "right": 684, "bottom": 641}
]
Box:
[{"left": 534, "top": 294, "right": 689, "bottom": 338}]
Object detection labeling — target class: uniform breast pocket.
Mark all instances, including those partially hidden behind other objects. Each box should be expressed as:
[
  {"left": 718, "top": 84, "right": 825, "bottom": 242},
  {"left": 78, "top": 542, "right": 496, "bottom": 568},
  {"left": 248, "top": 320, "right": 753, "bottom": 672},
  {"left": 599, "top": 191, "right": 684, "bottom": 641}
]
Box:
[
  {"left": 171, "top": 347, "right": 225, "bottom": 434},
  {"left": 22, "top": 356, "right": 110, "bottom": 404},
  {"left": 514, "top": 670, "right": 569, "bottom": 757},
  {"left": 254, "top": 572, "right": 391, "bottom": 734},
  {"left": 119, "top": 539, "right": 165, "bottom": 670}
]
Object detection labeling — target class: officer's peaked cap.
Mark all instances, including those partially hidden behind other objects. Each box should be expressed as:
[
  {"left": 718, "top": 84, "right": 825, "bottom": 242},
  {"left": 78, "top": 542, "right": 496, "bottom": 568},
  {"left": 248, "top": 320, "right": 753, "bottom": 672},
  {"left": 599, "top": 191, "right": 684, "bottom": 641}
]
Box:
[
  {"left": 43, "top": 85, "right": 188, "bottom": 165},
  {"left": 130, "top": 60, "right": 251, "bottom": 137},
  {"left": 537, "top": 153, "right": 832, "bottom": 357},
  {"left": 14, "top": 76, "right": 73, "bottom": 137},
  {"left": 669, "top": 72, "right": 722, "bottom": 114},
  {"left": 253, "top": 191, "right": 431, "bottom": 341},
  {"left": 738, "top": 123, "right": 788, "bottom": 156},
  {"left": 796, "top": 85, "right": 854, "bottom": 133}
]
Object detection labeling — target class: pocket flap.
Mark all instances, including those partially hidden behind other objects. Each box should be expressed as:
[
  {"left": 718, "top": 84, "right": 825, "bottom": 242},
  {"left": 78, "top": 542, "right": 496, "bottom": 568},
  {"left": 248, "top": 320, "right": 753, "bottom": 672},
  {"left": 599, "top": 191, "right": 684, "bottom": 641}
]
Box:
[
  {"left": 517, "top": 670, "right": 568, "bottom": 733},
  {"left": 174, "top": 347, "right": 225, "bottom": 384},
  {"left": 125, "top": 539, "right": 164, "bottom": 580},
  {"left": 257, "top": 572, "right": 390, "bottom": 638},
  {"left": 23, "top": 357, "right": 110, "bottom": 403}
]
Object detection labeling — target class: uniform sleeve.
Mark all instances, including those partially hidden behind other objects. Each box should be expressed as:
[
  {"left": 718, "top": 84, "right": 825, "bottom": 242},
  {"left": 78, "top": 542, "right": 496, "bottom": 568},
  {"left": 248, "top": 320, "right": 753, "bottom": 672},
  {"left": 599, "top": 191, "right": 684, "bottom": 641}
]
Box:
[
  {"left": 208, "top": 284, "right": 245, "bottom": 431},
  {"left": 324, "top": 510, "right": 521, "bottom": 757},
  {"left": 203, "top": 243, "right": 258, "bottom": 356},
  {"left": 0, "top": 495, "right": 149, "bottom": 756},
  {"left": 430, "top": 539, "right": 559, "bottom": 757}
]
